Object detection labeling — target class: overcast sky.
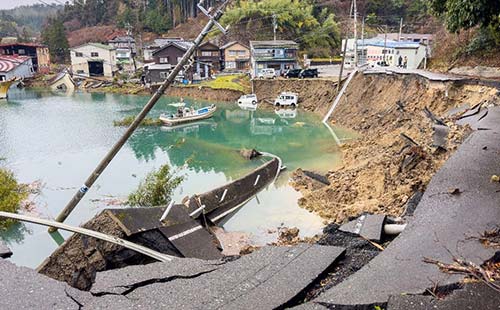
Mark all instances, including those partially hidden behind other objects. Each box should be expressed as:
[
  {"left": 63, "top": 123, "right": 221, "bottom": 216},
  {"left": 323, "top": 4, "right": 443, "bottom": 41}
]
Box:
[{"left": 0, "top": 0, "right": 61, "bottom": 10}]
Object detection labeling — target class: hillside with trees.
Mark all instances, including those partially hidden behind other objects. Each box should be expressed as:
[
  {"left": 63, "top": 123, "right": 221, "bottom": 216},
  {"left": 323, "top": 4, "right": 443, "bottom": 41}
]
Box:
[{"left": 0, "top": 4, "right": 61, "bottom": 40}]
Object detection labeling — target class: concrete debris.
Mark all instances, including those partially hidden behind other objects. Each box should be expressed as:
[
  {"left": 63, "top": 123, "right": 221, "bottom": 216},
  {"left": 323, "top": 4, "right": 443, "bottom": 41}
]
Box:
[
  {"left": 339, "top": 214, "right": 386, "bottom": 243},
  {"left": 432, "top": 124, "right": 450, "bottom": 149}
]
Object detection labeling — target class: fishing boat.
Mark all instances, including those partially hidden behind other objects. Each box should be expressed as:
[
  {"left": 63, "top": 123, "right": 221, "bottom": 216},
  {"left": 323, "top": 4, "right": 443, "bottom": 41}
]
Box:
[
  {"left": 159, "top": 104, "right": 217, "bottom": 126},
  {"left": 0, "top": 77, "right": 18, "bottom": 99}
]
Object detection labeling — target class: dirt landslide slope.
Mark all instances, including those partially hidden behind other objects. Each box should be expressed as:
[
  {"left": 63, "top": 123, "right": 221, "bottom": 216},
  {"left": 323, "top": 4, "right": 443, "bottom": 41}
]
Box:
[
  {"left": 293, "top": 73, "right": 499, "bottom": 222},
  {"left": 253, "top": 79, "right": 338, "bottom": 113}
]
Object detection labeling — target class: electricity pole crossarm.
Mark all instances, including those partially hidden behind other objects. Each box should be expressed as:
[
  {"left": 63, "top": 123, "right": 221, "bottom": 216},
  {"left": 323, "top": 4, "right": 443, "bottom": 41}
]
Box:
[{"left": 48, "top": 0, "right": 230, "bottom": 233}]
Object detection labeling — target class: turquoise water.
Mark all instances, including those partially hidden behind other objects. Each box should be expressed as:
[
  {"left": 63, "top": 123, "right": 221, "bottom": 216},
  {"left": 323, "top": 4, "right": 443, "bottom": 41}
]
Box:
[{"left": 0, "top": 88, "right": 351, "bottom": 268}]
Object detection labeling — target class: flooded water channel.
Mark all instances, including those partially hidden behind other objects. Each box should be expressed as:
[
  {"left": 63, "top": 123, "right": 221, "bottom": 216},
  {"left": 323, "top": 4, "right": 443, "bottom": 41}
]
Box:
[{"left": 0, "top": 88, "right": 351, "bottom": 268}]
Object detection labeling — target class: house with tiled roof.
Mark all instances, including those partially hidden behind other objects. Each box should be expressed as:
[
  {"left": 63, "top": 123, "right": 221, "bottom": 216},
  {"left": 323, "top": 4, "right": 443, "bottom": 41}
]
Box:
[{"left": 70, "top": 43, "right": 117, "bottom": 78}]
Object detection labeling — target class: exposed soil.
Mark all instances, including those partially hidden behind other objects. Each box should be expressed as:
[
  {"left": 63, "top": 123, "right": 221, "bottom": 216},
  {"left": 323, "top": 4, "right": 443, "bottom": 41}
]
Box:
[
  {"left": 37, "top": 211, "right": 155, "bottom": 290},
  {"left": 253, "top": 78, "right": 339, "bottom": 114},
  {"left": 292, "top": 73, "right": 500, "bottom": 223}
]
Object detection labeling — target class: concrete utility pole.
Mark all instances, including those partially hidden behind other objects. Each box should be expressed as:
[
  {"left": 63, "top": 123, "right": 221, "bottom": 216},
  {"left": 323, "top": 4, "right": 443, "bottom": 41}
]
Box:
[
  {"left": 384, "top": 25, "right": 388, "bottom": 64},
  {"left": 272, "top": 13, "right": 277, "bottom": 41},
  {"left": 353, "top": 0, "right": 358, "bottom": 67},
  {"left": 398, "top": 18, "right": 403, "bottom": 41},
  {"left": 48, "top": 0, "right": 230, "bottom": 232},
  {"left": 361, "top": 16, "right": 365, "bottom": 65},
  {"left": 126, "top": 23, "right": 137, "bottom": 72}
]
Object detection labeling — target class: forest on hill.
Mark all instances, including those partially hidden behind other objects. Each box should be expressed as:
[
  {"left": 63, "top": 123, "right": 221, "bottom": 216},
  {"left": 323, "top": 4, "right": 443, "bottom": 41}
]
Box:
[{"left": 0, "top": 4, "right": 61, "bottom": 39}]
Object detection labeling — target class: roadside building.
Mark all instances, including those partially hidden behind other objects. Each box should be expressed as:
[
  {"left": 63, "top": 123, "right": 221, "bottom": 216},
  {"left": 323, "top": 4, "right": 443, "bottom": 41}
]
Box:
[
  {"left": 70, "top": 43, "right": 117, "bottom": 78},
  {"left": 194, "top": 41, "right": 220, "bottom": 77},
  {"left": 0, "top": 55, "right": 34, "bottom": 81},
  {"left": 374, "top": 33, "right": 434, "bottom": 55},
  {"left": 249, "top": 40, "right": 299, "bottom": 77},
  {"left": 220, "top": 41, "right": 250, "bottom": 72},
  {"left": 342, "top": 38, "right": 427, "bottom": 69},
  {"left": 0, "top": 43, "right": 50, "bottom": 73},
  {"left": 108, "top": 35, "right": 136, "bottom": 64},
  {"left": 143, "top": 63, "right": 172, "bottom": 84}
]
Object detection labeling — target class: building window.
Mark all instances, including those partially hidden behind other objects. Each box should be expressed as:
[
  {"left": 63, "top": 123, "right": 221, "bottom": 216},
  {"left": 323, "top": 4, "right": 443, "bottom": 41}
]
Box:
[
  {"left": 18, "top": 49, "right": 25, "bottom": 55},
  {"left": 76, "top": 70, "right": 85, "bottom": 74},
  {"left": 160, "top": 72, "right": 169, "bottom": 79},
  {"left": 75, "top": 52, "right": 83, "bottom": 57},
  {"left": 160, "top": 57, "right": 169, "bottom": 63},
  {"left": 91, "top": 52, "right": 99, "bottom": 57},
  {"left": 229, "top": 50, "right": 236, "bottom": 56},
  {"left": 202, "top": 51, "right": 212, "bottom": 56},
  {"left": 225, "top": 61, "right": 236, "bottom": 69}
]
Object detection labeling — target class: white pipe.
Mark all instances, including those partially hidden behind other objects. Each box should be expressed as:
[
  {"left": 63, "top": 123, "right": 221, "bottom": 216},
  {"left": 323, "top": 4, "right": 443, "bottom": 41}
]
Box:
[
  {"left": 0, "top": 211, "right": 174, "bottom": 262},
  {"left": 384, "top": 223, "right": 407, "bottom": 235}
]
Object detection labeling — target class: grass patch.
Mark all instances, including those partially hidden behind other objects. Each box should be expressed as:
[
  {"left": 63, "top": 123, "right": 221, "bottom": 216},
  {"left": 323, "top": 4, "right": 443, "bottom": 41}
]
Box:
[
  {"left": 113, "top": 116, "right": 162, "bottom": 127},
  {"left": 0, "top": 168, "right": 28, "bottom": 229},
  {"left": 127, "top": 164, "right": 183, "bottom": 207},
  {"left": 191, "top": 74, "right": 251, "bottom": 93}
]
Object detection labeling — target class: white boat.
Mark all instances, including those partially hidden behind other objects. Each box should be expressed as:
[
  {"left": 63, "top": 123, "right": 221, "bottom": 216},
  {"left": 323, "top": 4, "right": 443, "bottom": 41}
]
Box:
[{"left": 159, "top": 104, "right": 217, "bottom": 127}]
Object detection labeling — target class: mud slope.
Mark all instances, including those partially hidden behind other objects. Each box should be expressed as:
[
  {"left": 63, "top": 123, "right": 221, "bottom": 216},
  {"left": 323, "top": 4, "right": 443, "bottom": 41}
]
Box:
[
  {"left": 293, "top": 73, "right": 499, "bottom": 222},
  {"left": 253, "top": 79, "right": 338, "bottom": 113}
]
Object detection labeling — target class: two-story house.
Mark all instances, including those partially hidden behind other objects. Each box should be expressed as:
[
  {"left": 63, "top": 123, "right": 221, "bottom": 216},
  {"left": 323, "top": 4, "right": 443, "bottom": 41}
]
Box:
[
  {"left": 220, "top": 41, "right": 250, "bottom": 72},
  {"left": 194, "top": 41, "right": 220, "bottom": 77},
  {"left": 70, "top": 43, "right": 117, "bottom": 78},
  {"left": 144, "top": 41, "right": 194, "bottom": 84},
  {"left": 108, "top": 35, "right": 136, "bottom": 63},
  {"left": 249, "top": 40, "right": 299, "bottom": 77}
]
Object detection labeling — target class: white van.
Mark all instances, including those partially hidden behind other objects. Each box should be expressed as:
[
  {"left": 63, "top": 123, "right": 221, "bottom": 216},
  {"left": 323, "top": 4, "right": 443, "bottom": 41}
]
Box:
[
  {"left": 257, "top": 68, "right": 276, "bottom": 79},
  {"left": 274, "top": 92, "right": 298, "bottom": 107}
]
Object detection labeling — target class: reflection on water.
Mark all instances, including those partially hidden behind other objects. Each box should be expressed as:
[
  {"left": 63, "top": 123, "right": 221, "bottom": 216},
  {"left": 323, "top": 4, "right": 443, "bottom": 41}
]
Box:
[{"left": 0, "top": 88, "right": 353, "bottom": 267}]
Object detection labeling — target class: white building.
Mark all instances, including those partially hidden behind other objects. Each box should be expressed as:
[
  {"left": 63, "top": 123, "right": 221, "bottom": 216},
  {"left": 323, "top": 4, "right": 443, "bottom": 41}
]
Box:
[
  {"left": 70, "top": 43, "right": 117, "bottom": 78},
  {"left": 342, "top": 38, "right": 428, "bottom": 69},
  {"left": 0, "top": 55, "right": 34, "bottom": 81},
  {"left": 108, "top": 36, "right": 136, "bottom": 63}
]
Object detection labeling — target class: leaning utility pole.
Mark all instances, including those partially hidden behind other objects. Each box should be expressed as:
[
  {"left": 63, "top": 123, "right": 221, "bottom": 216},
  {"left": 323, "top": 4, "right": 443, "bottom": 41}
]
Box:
[{"left": 48, "top": 0, "right": 229, "bottom": 232}]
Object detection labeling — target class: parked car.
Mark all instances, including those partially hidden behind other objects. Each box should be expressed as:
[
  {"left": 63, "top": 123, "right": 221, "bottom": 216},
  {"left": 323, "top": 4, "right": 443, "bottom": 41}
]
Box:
[
  {"left": 238, "top": 94, "right": 258, "bottom": 105},
  {"left": 283, "top": 69, "right": 302, "bottom": 78},
  {"left": 257, "top": 68, "right": 276, "bottom": 79},
  {"left": 274, "top": 92, "right": 298, "bottom": 107},
  {"left": 299, "top": 68, "right": 319, "bottom": 78}
]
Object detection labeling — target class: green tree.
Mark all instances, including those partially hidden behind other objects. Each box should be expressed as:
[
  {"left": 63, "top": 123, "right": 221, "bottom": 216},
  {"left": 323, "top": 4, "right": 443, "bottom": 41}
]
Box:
[
  {"left": 0, "top": 169, "right": 28, "bottom": 229},
  {"left": 41, "top": 18, "right": 69, "bottom": 63},
  {"left": 221, "top": 0, "right": 340, "bottom": 55},
  {"left": 430, "top": 0, "right": 500, "bottom": 33},
  {"left": 128, "top": 164, "right": 183, "bottom": 207}
]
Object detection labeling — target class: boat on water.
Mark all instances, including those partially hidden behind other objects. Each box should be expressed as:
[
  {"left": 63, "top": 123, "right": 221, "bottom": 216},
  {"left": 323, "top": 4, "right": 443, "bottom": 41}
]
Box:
[
  {"left": 159, "top": 104, "right": 217, "bottom": 126},
  {"left": 0, "top": 77, "right": 18, "bottom": 99}
]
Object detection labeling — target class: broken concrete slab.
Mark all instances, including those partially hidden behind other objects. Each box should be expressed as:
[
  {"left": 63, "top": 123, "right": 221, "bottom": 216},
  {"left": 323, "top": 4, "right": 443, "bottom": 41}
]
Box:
[
  {"left": 339, "top": 214, "right": 386, "bottom": 242},
  {"left": 89, "top": 244, "right": 345, "bottom": 309},
  {"left": 0, "top": 241, "right": 12, "bottom": 258},
  {"left": 432, "top": 124, "right": 449, "bottom": 149},
  {"left": 0, "top": 259, "right": 91, "bottom": 310},
  {"left": 387, "top": 283, "right": 500, "bottom": 310},
  {"left": 312, "top": 122, "right": 500, "bottom": 307},
  {"left": 457, "top": 106, "right": 500, "bottom": 130}
]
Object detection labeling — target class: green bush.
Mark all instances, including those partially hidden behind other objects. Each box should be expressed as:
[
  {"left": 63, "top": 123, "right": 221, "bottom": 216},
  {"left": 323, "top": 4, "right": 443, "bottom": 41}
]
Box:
[
  {"left": 113, "top": 116, "right": 161, "bottom": 127},
  {"left": 0, "top": 169, "right": 28, "bottom": 229},
  {"left": 127, "top": 165, "right": 183, "bottom": 207}
]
